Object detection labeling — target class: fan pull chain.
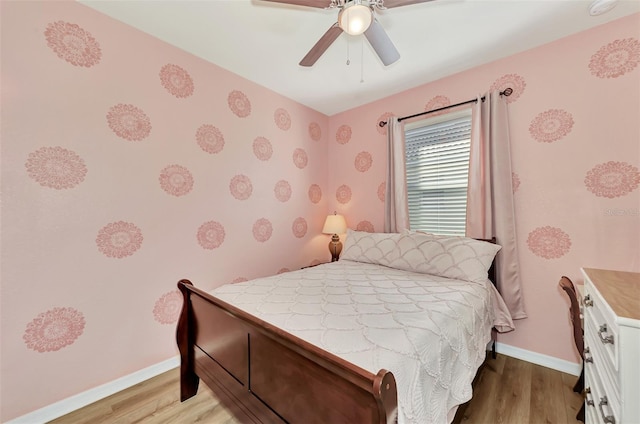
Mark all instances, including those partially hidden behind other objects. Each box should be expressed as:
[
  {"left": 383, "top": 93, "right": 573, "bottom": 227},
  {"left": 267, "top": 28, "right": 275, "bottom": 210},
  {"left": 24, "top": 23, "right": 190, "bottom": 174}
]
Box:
[
  {"left": 360, "top": 38, "right": 365, "bottom": 83},
  {"left": 346, "top": 38, "right": 350, "bottom": 65}
]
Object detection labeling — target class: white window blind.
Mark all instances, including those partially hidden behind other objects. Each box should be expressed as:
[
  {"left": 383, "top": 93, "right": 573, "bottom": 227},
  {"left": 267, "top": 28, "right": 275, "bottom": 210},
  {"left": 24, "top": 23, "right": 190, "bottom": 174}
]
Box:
[{"left": 405, "top": 110, "right": 472, "bottom": 236}]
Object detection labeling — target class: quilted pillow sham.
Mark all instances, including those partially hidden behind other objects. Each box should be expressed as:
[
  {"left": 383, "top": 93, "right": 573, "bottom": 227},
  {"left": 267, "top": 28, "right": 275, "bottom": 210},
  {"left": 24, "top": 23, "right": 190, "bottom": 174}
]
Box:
[
  {"left": 341, "top": 229, "right": 501, "bottom": 284},
  {"left": 341, "top": 230, "right": 402, "bottom": 264}
]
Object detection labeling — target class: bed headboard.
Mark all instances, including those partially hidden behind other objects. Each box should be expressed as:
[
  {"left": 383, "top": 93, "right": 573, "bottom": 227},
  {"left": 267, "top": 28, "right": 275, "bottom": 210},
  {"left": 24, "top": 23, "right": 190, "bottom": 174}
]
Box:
[
  {"left": 474, "top": 237, "right": 497, "bottom": 288},
  {"left": 473, "top": 237, "right": 499, "bottom": 359}
]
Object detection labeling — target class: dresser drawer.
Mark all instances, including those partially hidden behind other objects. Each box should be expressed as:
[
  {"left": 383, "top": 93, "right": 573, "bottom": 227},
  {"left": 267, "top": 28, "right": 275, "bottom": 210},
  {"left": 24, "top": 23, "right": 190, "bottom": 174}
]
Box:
[
  {"left": 581, "top": 267, "right": 640, "bottom": 424},
  {"left": 583, "top": 279, "right": 618, "bottom": 370},
  {"left": 585, "top": 360, "right": 619, "bottom": 424},
  {"left": 584, "top": 319, "right": 620, "bottom": 411}
]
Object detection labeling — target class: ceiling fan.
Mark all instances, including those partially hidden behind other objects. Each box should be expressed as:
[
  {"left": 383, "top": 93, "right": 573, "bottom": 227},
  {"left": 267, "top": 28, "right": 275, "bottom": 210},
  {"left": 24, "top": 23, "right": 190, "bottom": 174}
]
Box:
[{"left": 259, "top": 0, "right": 434, "bottom": 67}]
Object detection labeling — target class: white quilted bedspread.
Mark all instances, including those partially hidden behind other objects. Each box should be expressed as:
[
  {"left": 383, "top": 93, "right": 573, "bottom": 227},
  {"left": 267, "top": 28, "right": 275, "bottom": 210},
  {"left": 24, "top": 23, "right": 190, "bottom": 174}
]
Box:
[{"left": 211, "top": 260, "right": 514, "bottom": 424}]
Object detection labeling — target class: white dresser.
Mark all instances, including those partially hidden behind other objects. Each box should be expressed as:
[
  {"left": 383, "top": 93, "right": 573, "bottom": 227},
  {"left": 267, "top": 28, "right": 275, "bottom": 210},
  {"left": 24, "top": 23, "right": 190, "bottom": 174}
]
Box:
[{"left": 581, "top": 268, "right": 640, "bottom": 424}]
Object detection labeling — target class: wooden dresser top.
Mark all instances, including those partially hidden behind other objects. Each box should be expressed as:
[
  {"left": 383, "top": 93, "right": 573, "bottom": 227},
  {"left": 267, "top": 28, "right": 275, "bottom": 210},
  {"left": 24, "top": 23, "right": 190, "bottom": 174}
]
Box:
[{"left": 583, "top": 268, "right": 640, "bottom": 321}]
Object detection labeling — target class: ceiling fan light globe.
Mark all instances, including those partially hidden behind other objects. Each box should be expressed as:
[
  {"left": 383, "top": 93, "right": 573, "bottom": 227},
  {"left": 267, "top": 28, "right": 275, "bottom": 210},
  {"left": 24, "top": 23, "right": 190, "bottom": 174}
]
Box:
[{"left": 338, "top": 3, "right": 372, "bottom": 36}]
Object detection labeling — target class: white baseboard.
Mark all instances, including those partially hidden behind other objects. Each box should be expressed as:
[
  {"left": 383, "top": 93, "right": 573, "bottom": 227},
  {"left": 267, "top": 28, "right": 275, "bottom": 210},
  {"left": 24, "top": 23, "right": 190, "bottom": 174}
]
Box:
[
  {"left": 495, "top": 342, "right": 582, "bottom": 376},
  {"left": 6, "top": 356, "right": 180, "bottom": 424},
  {"left": 7, "top": 344, "right": 580, "bottom": 423}
]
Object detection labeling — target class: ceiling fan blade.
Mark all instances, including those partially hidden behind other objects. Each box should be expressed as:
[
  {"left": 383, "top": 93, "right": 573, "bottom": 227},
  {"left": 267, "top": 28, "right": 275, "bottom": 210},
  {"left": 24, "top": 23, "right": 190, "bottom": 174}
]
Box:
[
  {"left": 379, "top": 0, "right": 436, "bottom": 8},
  {"left": 299, "top": 23, "right": 343, "bottom": 67},
  {"left": 259, "top": 0, "right": 332, "bottom": 8},
  {"left": 363, "top": 19, "right": 400, "bottom": 66}
]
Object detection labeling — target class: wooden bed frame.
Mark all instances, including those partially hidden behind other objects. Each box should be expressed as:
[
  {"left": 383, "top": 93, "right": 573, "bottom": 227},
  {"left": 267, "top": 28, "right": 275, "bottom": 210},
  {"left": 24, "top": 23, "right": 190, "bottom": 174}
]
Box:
[
  {"left": 176, "top": 238, "right": 498, "bottom": 423},
  {"left": 176, "top": 279, "right": 398, "bottom": 423}
]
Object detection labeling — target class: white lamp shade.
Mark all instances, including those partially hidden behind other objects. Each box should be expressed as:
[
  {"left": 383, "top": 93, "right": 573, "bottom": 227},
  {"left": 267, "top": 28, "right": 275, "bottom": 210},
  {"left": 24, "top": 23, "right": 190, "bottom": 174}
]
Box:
[
  {"left": 338, "top": 3, "right": 372, "bottom": 36},
  {"left": 322, "top": 214, "right": 347, "bottom": 235}
]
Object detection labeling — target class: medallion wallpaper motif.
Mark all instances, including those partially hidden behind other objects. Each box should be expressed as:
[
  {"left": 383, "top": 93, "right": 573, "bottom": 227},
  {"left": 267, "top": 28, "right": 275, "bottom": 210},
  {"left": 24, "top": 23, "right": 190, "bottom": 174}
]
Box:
[
  {"left": 23, "top": 307, "right": 86, "bottom": 353},
  {"left": 589, "top": 37, "right": 640, "bottom": 78},
  {"left": 424, "top": 95, "right": 451, "bottom": 116},
  {"left": 159, "top": 63, "right": 194, "bottom": 98},
  {"left": 195, "top": 124, "right": 225, "bottom": 154},
  {"left": 44, "top": 20, "right": 101, "bottom": 67},
  {"left": 25, "top": 146, "right": 88, "bottom": 189},
  {"left": 159, "top": 164, "right": 194, "bottom": 197},
  {"left": 308, "top": 122, "right": 322, "bottom": 141},
  {"left": 528, "top": 109, "right": 575, "bottom": 143},
  {"left": 106, "top": 103, "right": 152, "bottom": 141},
  {"left": 95, "top": 221, "right": 144, "bottom": 258}
]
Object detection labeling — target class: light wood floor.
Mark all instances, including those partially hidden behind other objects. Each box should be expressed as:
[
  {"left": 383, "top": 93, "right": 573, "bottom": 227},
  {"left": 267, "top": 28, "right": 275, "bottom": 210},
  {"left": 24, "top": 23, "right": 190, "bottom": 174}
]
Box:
[
  {"left": 49, "top": 354, "right": 584, "bottom": 424},
  {"left": 453, "top": 354, "right": 583, "bottom": 424}
]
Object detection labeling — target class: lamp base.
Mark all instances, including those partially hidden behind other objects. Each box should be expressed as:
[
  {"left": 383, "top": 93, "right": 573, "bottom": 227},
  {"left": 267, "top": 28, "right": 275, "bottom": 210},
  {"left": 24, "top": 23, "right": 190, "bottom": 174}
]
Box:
[{"left": 328, "top": 234, "right": 343, "bottom": 262}]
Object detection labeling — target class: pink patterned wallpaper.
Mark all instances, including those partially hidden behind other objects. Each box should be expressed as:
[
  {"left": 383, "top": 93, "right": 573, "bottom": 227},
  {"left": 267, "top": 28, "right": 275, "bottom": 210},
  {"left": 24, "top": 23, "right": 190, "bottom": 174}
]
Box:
[
  {"left": 326, "top": 13, "right": 640, "bottom": 365},
  {"left": 0, "top": 1, "right": 328, "bottom": 420}
]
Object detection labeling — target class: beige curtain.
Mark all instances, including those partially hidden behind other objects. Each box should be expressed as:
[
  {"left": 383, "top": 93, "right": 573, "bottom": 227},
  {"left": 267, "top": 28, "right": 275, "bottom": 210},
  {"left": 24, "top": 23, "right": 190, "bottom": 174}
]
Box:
[
  {"left": 467, "top": 92, "right": 527, "bottom": 319},
  {"left": 384, "top": 117, "right": 409, "bottom": 233}
]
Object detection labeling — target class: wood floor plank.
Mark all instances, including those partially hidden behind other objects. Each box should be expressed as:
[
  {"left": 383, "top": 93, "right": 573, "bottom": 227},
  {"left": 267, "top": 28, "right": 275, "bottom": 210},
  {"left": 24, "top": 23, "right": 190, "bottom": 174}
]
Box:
[
  {"left": 149, "top": 385, "right": 237, "bottom": 424},
  {"left": 49, "top": 356, "right": 585, "bottom": 424},
  {"left": 530, "top": 363, "right": 568, "bottom": 424},
  {"left": 455, "top": 353, "right": 505, "bottom": 423},
  {"left": 493, "top": 355, "right": 533, "bottom": 423},
  {"left": 561, "top": 371, "right": 584, "bottom": 423}
]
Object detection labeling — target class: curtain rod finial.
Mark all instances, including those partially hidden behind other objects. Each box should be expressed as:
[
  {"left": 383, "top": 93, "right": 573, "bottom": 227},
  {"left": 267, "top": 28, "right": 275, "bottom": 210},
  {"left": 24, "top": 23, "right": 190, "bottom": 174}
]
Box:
[
  {"left": 503, "top": 87, "right": 513, "bottom": 96},
  {"left": 379, "top": 121, "right": 387, "bottom": 127}
]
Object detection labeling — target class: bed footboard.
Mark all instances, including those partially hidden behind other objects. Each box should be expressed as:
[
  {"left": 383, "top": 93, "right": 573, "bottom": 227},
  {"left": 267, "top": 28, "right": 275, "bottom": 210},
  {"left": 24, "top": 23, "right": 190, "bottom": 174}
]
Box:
[{"left": 176, "top": 279, "right": 398, "bottom": 424}]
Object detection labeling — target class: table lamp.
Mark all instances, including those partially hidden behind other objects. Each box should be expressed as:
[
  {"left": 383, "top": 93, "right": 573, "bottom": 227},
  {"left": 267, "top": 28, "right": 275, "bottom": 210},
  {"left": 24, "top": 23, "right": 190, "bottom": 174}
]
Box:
[{"left": 322, "top": 212, "right": 347, "bottom": 262}]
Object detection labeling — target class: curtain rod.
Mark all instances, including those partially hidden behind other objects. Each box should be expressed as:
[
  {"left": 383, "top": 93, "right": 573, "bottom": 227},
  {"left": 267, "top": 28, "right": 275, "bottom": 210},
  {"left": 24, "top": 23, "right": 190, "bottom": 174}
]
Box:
[{"left": 378, "top": 88, "right": 513, "bottom": 128}]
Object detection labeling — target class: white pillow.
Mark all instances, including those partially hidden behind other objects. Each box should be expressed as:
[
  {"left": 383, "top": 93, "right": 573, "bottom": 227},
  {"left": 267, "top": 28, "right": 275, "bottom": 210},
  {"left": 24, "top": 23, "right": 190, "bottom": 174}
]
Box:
[
  {"left": 341, "top": 230, "right": 402, "bottom": 263},
  {"left": 391, "top": 231, "right": 501, "bottom": 284},
  {"left": 341, "top": 229, "right": 500, "bottom": 284}
]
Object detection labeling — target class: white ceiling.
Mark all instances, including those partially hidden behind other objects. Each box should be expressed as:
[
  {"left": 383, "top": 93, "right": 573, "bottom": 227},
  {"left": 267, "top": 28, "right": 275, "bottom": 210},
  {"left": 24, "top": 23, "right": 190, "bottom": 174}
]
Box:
[{"left": 79, "top": 0, "right": 639, "bottom": 116}]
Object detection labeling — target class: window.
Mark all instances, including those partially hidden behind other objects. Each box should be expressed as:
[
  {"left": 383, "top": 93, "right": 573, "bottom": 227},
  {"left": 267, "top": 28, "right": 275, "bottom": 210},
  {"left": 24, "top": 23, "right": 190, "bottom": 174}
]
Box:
[{"left": 404, "top": 109, "right": 472, "bottom": 236}]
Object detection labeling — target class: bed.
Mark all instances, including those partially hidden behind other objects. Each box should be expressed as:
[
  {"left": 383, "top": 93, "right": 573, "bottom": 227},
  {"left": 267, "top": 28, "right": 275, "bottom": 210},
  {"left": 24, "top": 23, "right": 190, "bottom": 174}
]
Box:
[{"left": 176, "top": 230, "right": 514, "bottom": 423}]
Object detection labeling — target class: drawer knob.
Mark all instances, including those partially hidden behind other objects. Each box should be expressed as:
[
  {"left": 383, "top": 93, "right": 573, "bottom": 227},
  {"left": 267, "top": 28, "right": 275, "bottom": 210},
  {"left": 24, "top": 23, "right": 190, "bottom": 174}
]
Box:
[
  {"left": 585, "top": 387, "right": 594, "bottom": 406},
  {"left": 584, "top": 347, "right": 594, "bottom": 363},
  {"left": 599, "top": 396, "right": 616, "bottom": 424},
  {"left": 584, "top": 294, "right": 594, "bottom": 307},
  {"left": 599, "top": 324, "right": 615, "bottom": 345}
]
